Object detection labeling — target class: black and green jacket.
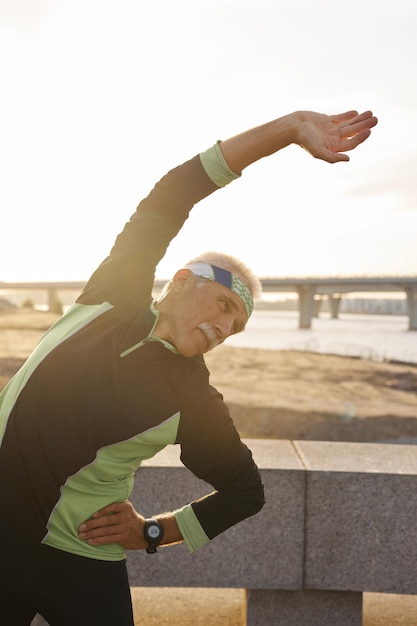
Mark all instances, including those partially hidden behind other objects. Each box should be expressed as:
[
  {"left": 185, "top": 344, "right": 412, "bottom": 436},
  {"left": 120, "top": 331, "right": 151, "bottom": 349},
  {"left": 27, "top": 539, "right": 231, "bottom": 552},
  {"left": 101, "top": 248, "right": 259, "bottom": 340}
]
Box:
[{"left": 0, "top": 146, "right": 265, "bottom": 561}]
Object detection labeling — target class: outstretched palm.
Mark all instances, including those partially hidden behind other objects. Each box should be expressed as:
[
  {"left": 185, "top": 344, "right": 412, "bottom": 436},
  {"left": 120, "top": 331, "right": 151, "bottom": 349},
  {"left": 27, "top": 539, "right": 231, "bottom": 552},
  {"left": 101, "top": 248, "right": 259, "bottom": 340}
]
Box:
[{"left": 296, "top": 110, "right": 378, "bottom": 163}]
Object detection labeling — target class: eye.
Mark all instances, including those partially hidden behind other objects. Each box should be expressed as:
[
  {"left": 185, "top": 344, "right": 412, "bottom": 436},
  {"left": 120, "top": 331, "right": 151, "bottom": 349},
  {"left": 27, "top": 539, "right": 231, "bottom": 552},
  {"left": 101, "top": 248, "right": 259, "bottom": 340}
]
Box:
[{"left": 219, "top": 299, "right": 230, "bottom": 312}]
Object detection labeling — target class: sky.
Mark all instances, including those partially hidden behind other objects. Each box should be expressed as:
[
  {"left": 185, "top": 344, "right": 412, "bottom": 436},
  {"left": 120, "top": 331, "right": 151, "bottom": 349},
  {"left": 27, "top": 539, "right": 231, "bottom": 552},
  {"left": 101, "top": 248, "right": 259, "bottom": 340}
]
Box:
[{"left": 1, "top": 0, "right": 416, "bottom": 283}]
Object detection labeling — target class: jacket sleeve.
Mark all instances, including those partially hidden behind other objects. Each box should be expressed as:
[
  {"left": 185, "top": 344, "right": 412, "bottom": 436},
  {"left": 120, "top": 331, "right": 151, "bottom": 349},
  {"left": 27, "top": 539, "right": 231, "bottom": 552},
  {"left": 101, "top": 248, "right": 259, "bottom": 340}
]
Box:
[
  {"left": 77, "top": 155, "right": 218, "bottom": 308},
  {"left": 175, "top": 363, "right": 265, "bottom": 551},
  {"left": 77, "top": 145, "right": 240, "bottom": 309}
]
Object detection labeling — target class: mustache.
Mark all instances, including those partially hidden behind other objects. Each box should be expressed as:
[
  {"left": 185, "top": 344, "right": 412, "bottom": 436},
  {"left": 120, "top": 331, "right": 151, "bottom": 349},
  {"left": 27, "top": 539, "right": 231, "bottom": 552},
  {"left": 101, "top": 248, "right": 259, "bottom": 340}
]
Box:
[{"left": 198, "top": 323, "right": 220, "bottom": 351}]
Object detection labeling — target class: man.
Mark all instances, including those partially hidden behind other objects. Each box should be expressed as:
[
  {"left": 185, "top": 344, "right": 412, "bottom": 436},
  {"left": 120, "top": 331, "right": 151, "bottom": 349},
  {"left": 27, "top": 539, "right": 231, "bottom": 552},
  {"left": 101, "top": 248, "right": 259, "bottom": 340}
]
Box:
[{"left": 0, "top": 108, "right": 377, "bottom": 625}]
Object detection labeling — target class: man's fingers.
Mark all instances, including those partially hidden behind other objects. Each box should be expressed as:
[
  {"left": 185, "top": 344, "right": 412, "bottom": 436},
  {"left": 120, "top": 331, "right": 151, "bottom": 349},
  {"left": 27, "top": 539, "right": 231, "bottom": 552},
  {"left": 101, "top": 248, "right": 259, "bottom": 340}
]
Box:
[
  {"left": 92, "top": 500, "right": 130, "bottom": 517},
  {"left": 335, "top": 110, "right": 376, "bottom": 127},
  {"left": 79, "top": 516, "right": 129, "bottom": 543},
  {"left": 80, "top": 513, "right": 121, "bottom": 530},
  {"left": 81, "top": 526, "right": 126, "bottom": 546},
  {"left": 78, "top": 500, "right": 132, "bottom": 531},
  {"left": 79, "top": 518, "right": 142, "bottom": 549},
  {"left": 323, "top": 127, "right": 372, "bottom": 162},
  {"left": 354, "top": 110, "right": 377, "bottom": 124},
  {"left": 339, "top": 113, "right": 378, "bottom": 139},
  {"left": 80, "top": 524, "right": 119, "bottom": 540},
  {"left": 331, "top": 110, "right": 359, "bottom": 124},
  {"left": 77, "top": 500, "right": 144, "bottom": 548},
  {"left": 340, "top": 128, "right": 372, "bottom": 152},
  {"left": 85, "top": 533, "right": 125, "bottom": 546}
]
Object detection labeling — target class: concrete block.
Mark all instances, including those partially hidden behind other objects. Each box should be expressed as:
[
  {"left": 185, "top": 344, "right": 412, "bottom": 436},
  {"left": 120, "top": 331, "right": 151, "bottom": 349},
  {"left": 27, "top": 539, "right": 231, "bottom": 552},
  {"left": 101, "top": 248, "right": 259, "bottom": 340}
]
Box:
[
  {"left": 246, "top": 589, "right": 362, "bottom": 626},
  {"left": 127, "top": 439, "right": 306, "bottom": 589},
  {"left": 295, "top": 441, "right": 417, "bottom": 594}
]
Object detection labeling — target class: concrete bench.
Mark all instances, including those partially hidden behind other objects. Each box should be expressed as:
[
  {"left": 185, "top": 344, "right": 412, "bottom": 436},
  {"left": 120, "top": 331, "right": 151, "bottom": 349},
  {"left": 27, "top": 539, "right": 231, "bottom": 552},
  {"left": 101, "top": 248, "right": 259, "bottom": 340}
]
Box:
[
  {"left": 31, "top": 440, "right": 417, "bottom": 625},
  {"left": 129, "top": 440, "right": 417, "bottom": 626}
]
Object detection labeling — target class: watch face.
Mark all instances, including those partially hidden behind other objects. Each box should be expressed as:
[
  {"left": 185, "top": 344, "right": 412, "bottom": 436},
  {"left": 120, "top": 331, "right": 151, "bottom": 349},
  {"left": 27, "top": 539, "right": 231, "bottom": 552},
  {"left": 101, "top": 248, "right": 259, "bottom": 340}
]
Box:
[{"left": 147, "top": 524, "right": 162, "bottom": 539}]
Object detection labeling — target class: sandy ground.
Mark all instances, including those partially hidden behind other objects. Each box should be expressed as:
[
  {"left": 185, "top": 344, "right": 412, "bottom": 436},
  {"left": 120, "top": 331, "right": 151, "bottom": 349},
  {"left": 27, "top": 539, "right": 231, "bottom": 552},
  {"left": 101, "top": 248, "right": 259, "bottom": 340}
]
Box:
[
  {"left": 31, "top": 588, "right": 417, "bottom": 625},
  {"left": 3, "top": 310, "right": 417, "bottom": 625},
  {"left": 205, "top": 344, "right": 417, "bottom": 443}
]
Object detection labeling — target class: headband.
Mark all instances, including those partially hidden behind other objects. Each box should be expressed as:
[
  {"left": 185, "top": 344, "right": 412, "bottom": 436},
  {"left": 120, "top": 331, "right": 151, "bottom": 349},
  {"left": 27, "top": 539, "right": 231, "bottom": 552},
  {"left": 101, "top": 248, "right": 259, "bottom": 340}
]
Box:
[{"left": 185, "top": 262, "right": 254, "bottom": 318}]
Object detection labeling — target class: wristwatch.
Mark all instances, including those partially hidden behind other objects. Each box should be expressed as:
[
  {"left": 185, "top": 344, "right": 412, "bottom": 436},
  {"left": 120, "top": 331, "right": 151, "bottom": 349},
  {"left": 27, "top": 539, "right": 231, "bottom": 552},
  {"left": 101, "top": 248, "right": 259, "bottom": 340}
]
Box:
[{"left": 143, "top": 518, "right": 164, "bottom": 554}]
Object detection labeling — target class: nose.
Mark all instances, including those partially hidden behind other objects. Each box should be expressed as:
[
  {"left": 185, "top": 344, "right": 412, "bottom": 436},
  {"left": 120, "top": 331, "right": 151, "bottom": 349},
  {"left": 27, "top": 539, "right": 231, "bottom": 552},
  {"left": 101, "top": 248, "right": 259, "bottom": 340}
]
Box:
[{"left": 214, "top": 315, "right": 234, "bottom": 341}]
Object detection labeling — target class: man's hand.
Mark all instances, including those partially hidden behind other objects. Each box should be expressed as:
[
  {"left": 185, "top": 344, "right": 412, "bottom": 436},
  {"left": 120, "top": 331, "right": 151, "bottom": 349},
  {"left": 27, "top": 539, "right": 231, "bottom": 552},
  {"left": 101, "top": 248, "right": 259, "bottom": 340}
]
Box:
[
  {"left": 78, "top": 500, "right": 146, "bottom": 550},
  {"left": 219, "top": 108, "right": 378, "bottom": 172},
  {"left": 294, "top": 109, "right": 378, "bottom": 163}
]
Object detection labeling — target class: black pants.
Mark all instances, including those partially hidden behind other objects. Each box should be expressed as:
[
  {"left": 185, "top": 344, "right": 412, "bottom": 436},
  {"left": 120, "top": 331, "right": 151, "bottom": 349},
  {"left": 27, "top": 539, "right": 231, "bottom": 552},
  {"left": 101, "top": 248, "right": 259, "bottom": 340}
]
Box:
[{"left": 0, "top": 521, "right": 134, "bottom": 626}]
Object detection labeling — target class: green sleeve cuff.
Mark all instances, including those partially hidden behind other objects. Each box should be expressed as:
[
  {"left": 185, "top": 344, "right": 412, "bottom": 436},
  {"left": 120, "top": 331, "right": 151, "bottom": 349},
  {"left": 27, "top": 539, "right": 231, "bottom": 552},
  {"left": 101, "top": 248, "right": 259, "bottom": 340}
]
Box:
[
  {"left": 174, "top": 504, "right": 210, "bottom": 553},
  {"left": 199, "top": 141, "right": 241, "bottom": 188}
]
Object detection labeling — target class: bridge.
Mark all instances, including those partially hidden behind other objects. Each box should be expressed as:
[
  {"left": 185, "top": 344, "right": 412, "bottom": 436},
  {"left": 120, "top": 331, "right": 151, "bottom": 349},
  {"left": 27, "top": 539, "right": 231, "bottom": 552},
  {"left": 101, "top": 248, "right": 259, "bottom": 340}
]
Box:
[
  {"left": 1, "top": 276, "right": 417, "bottom": 330},
  {"left": 260, "top": 276, "right": 417, "bottom": 330}
]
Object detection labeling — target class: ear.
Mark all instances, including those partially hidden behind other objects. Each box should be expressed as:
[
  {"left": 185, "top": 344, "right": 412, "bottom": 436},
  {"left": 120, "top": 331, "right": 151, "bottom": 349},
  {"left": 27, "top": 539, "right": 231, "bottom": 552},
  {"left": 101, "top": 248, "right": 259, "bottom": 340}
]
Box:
[{"left": 172, "top": 269, "right": 193, "bottom": 293}]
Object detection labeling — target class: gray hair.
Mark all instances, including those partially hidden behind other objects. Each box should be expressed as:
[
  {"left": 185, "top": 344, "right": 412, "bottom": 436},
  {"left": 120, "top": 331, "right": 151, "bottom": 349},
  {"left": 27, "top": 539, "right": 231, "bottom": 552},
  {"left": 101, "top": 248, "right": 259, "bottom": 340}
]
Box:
[{"left": 158, "top": 251, "right": 262, "bottom": 302}]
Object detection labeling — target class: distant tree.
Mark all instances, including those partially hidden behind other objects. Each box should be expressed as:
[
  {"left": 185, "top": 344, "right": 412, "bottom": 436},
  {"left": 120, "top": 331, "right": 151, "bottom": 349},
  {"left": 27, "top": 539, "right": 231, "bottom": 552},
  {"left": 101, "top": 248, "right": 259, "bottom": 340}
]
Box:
[
  {"left": 50, "top": 297, "right": 64, "bottom": 315},
  {"left": 22, "top": 298, "right": 35, "bottom": 309}
]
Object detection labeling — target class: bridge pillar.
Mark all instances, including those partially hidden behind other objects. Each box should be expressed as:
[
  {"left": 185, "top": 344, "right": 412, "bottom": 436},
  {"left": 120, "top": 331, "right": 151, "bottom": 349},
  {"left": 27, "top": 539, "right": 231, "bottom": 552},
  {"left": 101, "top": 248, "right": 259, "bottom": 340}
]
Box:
[
  {"left": 329, "top": 295, "right": 341, "bottom": 319},
  {"left": 313, "top": 298, "right": 321, "bottom": 318},
  {"left": 47, "top": 288, "right": 57, "bottom": 311},
  {"left": 297, "top": 285, "right": 316, "bottom": 329},
  {"left": 406, "top": 288, "right": 417, "bottom": 330}
]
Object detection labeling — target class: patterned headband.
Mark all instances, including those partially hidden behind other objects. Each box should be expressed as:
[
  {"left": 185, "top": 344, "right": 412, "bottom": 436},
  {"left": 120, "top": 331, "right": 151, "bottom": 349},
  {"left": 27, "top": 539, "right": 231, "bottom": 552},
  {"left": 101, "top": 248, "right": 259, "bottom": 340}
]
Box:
[{"left": 185, "top": 262, "right": 254, "bottom": 318}]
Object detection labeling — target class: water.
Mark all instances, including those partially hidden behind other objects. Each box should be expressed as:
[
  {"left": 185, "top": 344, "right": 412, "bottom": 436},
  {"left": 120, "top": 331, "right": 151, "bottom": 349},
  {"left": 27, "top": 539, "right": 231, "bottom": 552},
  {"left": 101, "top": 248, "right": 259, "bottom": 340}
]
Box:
[
  {"left": 53, "top": 304, "right": 417, "bottom": 365},
  {"left": 225, "top": 310, "right": 417, "bottom": 365}
]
